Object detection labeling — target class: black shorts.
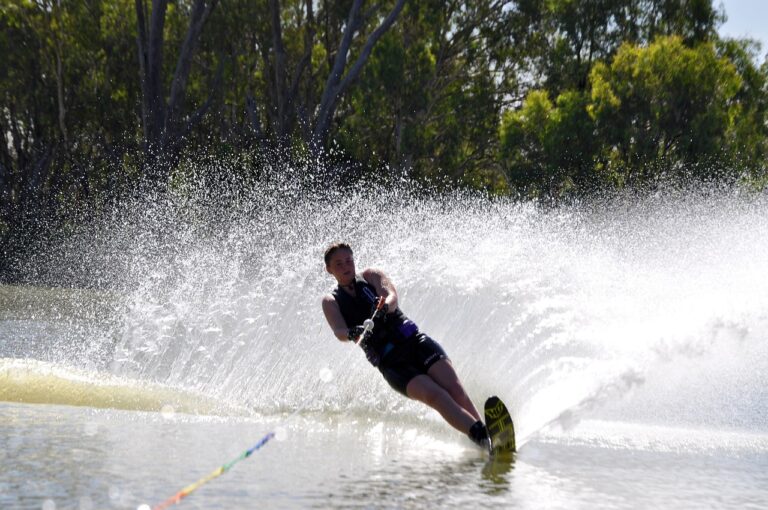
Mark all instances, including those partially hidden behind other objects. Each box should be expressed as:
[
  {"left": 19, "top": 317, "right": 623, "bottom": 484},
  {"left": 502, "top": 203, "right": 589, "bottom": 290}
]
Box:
[{"left": 378, "top": 333, "right": 448, "bottom": 396}]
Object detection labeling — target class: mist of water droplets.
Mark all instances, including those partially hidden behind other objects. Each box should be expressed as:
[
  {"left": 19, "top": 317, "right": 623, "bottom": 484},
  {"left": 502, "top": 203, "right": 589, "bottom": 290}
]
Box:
[{"left": 14, "top": 163, "right": 768, "bottom": 436}]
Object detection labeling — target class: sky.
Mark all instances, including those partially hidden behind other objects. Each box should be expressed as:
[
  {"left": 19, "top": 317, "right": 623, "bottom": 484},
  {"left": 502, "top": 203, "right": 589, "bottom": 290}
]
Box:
[{"left": 717, "top": 0, "right": 768, "bottom": 59}]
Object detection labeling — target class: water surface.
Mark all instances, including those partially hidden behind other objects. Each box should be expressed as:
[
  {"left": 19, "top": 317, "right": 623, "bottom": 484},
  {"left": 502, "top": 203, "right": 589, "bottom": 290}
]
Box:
[{"left": 2, "top": 184, "right": 767, "bottom": 509}]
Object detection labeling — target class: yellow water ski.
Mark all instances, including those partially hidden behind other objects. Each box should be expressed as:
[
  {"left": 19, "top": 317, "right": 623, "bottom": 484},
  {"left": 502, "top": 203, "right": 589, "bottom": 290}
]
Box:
[{"left": 484, "top": 396, "right": 516, "bottom": 456}]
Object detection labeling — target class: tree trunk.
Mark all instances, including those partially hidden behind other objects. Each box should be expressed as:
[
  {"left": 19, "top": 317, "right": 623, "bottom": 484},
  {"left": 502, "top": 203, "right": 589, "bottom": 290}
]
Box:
[
  {"left": 135, "top": 0, "right": 218, "bottom": 181},
  {"left": 55, "top": 37, "right": 68, "bottom": 145},
  {"left": 310, "top": 0, "right": 407, "bottom": 156},
  {"left": 167, "top": 0, "right": 218, "bottom": 142},
  {"left": 246, "top": 94, "right": 267, "bottom": 144},
  {"left": 135, "top": 0, "right": 151, "bottom": 144},
  {"left": 135, "top": 0, "right": 168, "bottom": 152},
  {"left": 269, "top": 0, "right": 289, "bottom": 140},
  {"left": 267, "top": 0, "right": 315, "bottom": 144}
]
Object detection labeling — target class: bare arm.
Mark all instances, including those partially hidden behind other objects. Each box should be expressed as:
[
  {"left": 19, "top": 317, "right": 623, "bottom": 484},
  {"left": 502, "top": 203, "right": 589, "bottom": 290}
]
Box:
[
  {"left": 361, "top": 267, "right": 399, "bottom": 313},
  {"left": 322, "top": 295, "right": 351, "bottom": 341}
]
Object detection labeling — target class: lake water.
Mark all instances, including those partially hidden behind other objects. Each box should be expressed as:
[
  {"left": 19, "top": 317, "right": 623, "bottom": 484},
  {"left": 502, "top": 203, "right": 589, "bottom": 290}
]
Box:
[
  {"left": 2, "top": 400, "right": 767, "bottom": 510},
  {"left": 1, "top": 183, "right": 767, "bottom": 509}
]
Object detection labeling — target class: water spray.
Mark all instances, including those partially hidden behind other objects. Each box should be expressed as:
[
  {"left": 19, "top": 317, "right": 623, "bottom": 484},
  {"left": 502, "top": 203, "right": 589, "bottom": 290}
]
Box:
[{"left": 147, "top": 298, "right": 386, "bottom": 509}]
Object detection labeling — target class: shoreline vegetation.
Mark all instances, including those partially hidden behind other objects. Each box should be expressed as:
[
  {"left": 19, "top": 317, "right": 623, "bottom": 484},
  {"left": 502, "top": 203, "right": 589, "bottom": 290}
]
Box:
[{"left": 2, "top": 1, "right": 767, "bottom": 277}]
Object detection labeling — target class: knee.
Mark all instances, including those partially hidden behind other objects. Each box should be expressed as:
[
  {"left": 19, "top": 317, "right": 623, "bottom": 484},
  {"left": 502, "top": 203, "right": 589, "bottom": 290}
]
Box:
[
  {"left": 407, "top": 380, "right": 443, "bottom": 408},
  {"left": 443, "top": 378, "right": 465, "bottom": 400},
  {"left": 420, "top": 391, "right": 440, "bottom": 409},
  {"left": 428, "top": 361, "right": 465, "bottom": 395},
  {"left": 409, "top": 385, "right": 437, "bottom": 407}
]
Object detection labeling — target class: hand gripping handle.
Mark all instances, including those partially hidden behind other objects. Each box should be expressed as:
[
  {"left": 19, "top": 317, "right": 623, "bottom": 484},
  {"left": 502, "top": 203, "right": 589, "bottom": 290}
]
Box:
[{"left": 354, "top": 297, "right": 386, "bottom": 345}]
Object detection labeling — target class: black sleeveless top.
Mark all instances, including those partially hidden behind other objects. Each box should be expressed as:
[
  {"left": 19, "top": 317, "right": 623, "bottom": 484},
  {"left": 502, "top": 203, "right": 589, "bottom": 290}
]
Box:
[{"left": 332, "top": 275, "right": 418, "bottom": 366}]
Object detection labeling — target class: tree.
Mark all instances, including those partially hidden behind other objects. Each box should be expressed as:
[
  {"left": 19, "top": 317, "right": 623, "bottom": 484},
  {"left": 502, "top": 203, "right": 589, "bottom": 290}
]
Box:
[
  {"left": 500, "top": 90, "right": 596, "bottom": 197},
  {"left": 249, "top": 0, "right": 407, "bottom": 157},
  {"left": 135, "top": 0, "right": 221, "bottom": 180},
  {"left": 1, "top": 0, "right": 143, "bottom": 276},
  {"left": 588, "top": 36, "right": 743, "bottom": 184},
  {"left": 716, "top": 38, "right": 768, "bottom": 184},
  {"left": 310, "top": 0, "right": 406, "bottom": 154},
  {"left": 499, "top": 34, "right": 765, "bottom": 196},
  {"left": 334, "top": 0, "right": 515, "bottom": 192},
  {"left": 507, "top": 0, "right": 724, "bottom": 96}
]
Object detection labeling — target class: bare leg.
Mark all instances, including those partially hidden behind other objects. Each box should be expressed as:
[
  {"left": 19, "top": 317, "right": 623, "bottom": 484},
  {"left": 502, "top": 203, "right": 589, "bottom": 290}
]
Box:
[
  {"left": 427, "top": 359, "right": 482, "bottom": 422},
  {"left": 406, "top": 374, "right": 477, "bottom": 434}
]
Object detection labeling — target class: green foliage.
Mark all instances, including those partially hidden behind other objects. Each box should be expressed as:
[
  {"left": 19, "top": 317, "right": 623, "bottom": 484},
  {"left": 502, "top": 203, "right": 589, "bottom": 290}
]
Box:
[
  {"left": 716, "top": 38, "right": 768, "bottom": 183},
  {"left": 501, "top": 33, "right": 768, "bottom": 196},
  {"left": 336, "top": 0, "right": 511, "bottom": 194},
  {"left": 3, "top": 2, "right": 111, "bottom": 206},
  {"left": 0, "top": 0, "right": 766, "bottom": 242},
  {"left": 500, "top": 89, "right": 595, "bottom": 197},
  {"left": 513, "top": 0, "right": 724, "bottom": 95},
  {"left": 589, "top": 36, "right": 744, "bottom": 183}
]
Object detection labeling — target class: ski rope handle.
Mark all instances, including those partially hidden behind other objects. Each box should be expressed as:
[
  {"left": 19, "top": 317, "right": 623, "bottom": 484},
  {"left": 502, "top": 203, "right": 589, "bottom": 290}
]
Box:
[{"left": 354, "top": 297, "right": 386, "bottom": 345}]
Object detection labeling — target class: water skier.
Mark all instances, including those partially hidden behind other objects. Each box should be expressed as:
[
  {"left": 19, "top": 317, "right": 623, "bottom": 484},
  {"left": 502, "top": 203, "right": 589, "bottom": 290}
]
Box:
[{"left": 321, "top": 242, "right": 491, "bottom": 449}]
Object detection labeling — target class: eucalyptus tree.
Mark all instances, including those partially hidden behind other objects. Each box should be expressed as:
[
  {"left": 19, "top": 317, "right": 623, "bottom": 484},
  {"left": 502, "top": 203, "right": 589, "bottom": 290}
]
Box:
[
  {"left": 500, "top": 34, "right": 766, "bottom": 196},
  {"left": 0, "top": 0, "right": 141, "bottom": 275},
  {"left": 333, "top": 0, "right": 516, "bottom": 192},
  {"left": 135, "top": 0, "right": 221, "bottom": 180},
  {"left": 589, "top": 36, "right": 762, "bottom": 185},
  {"left": 508, "top": 0, "right": 723, "bottom": 95},
  {"left": 240, "top": 0, "right": 407, "bottom": 158}
]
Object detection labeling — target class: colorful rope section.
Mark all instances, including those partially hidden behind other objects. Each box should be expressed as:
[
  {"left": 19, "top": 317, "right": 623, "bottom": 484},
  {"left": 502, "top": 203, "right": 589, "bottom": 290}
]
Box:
[
  {"left": 149, "top": 299, "right": 384, "bottom": 508},
  {"left": 151, "top": 430, "right": 275, "bottom": 510}
]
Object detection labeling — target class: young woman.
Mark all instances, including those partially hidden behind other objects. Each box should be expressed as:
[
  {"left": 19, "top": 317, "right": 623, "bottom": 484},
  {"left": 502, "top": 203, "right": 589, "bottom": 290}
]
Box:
[{"left": 321, "top": 242, "right": 490, "bottom": 448}]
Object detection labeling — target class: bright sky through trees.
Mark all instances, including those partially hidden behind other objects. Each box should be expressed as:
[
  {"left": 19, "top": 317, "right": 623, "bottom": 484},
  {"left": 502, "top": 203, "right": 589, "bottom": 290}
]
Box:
[{"left": 719, "top": 0, "right": 768, "bottom": 56}]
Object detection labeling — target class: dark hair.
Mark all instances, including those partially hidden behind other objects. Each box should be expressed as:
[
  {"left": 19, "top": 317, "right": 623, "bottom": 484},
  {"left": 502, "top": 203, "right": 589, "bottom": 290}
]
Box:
[{"left": 324, "top": 242, "right": 353, "bottom": 266}]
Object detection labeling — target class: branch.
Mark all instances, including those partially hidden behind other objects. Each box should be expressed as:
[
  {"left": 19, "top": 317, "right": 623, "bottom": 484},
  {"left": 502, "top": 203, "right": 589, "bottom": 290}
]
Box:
[
  {"left": 179, "top": 57, "right": 225, "bottom": 139},
  {"left": 285, "top": 0, "right": 316, "bottom": 128},
  {"left": 246, "top": 94, "right": 266, "bottom": 142},
  {"left": 269, "top": 0, "right": 288, "bottom": 136},
  {"left": 318, "top": 0, "right": 364, "bottom": 113},
  {"left": 167, "top": 0, "right": 219, "bottom": 136},
  {"left": 135, "top": 0, "right": 150, "bottom": 140},
  {"left": 312, "top": 0, "right": 406, "bottom": 151},
  {"left": 337, "top": 0, "right": 406, "bottom": 97}
]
